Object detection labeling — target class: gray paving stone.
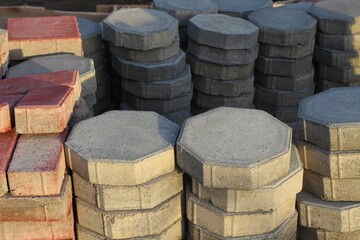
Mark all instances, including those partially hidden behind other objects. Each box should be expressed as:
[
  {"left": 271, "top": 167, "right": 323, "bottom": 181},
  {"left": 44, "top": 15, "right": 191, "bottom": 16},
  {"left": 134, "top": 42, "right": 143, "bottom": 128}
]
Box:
[
  {"left": 65, "top": 111, "right": 179, "bottom": 185},
  {"left": 309, "top": 0, "right": 360, "bottom": 34},
  {"left": 84, "top": 93, "right": 97, "bottom": 109},
  {"left": 316, "top": 32, "right": 360, "bottom": 51},
  {"left": 69, "top": 97, "right": 93, "bottom": 129},
  {"left": 248, "top": 8, "right": 317, "bottom": 46},
  {"left": 255, "top": 102, "right": 299, "bottom": 123},
  {"left": 316, "top": 78, "right": 360, "bottom": 92},
  {"left": 177, "top": 107, "right": 292, "bottom": 189},
  {"left": 179, "top": 26, "right": 188, "bottom": 42},
  {"left": 299, "top": 87, "right": 360, "bottom": 151},
  {"left": 163, "top": 108, "right": 191, "bottom": 126},
  {"left": 122, "top": 65, "right": 191, "bottom": 99},
  {"left": 255, "top": 83, "right": 314, "bottom": 107},
  {"left": 192, "top": 89, "right": 254, "bottom": 109},
  {"left": 188, "top": 14, "right": 259, "bottom": 50},
  {"left": 299, "top": 225, "right": 360, "bottom": 240},
  {"left": 95, "top": 62, "right": 108, "bottom": 85},
  {"left": 190, "top": 103, "right": 210, "bottom": 115},
  {"left": 77, "top": 17, "right": 102, "bottom": 54},
  {"left": 112, "top": 51, "right": 186, "bottom": 82},
  {"left": 110, "top": 35, "right": 179, "bottom": 62},
  {"left": 103, "top": 8, "right": 178, "bottom": 50},
  {"left": 315, "top": 47, "right": 360, "bottom": 67},
  {"left": 193, "top": 74, "right": 254, "bottom": 97},
  {"left": 187, "top": 39, "right": 259, "bottom": 65},
  {"left": 316, "top": 62, "right": 360, "bottom": 83},
  {"left": 212, "top": 0, "right": 272, "bottom": 19},
  {"left": 84, "top": 46, "right": 106, "bottom": 67},
  {"left": 254, "top": 67, "right": 314, "bottom": 91},
  {"left": 259, "top": 38, "right": 315, "bottom": 59},
  {"left": 153, "top": 0, "right": 218, "bottom": 26},
  {"left": 187, "top": 53, "right": 255, "bottom": 80},
  {"left": 96, "top": 75, "right": 111, "bottom": 101},
  {"left": 280, "top": 2, "right": 314, "bottom": 12}
]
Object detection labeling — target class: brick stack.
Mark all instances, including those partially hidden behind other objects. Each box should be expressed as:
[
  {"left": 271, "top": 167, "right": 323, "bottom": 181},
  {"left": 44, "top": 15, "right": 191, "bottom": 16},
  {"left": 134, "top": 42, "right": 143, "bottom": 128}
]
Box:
[
  {"left": 153, "top": 0, "right": 218, "bottom": 50},
  {"left": 0, "top": 29, "right": 8, "bottom": 77},
  {"left": 248, "top": 8, "right": 316, "bottom": 136},
  {"left": 187, "top": 14, "right": 258, "bottom": 115},
  {"left": 309, "top": 0, "right": 360, "bottom": 92},
  {"left": 104, "top": 8, "right": 192, "bottom": 125},
  {"left": 177, "top": 107, "right": 303, "bottom": 239},
  {"left": 297, "top": 87, "right": 360, "bottom": 239},
  {"left": 65, "top": 111, "right": 184, "bottom": 239},
  {"left": 212, "top": 0, "right": 272, "bottom": 19}
]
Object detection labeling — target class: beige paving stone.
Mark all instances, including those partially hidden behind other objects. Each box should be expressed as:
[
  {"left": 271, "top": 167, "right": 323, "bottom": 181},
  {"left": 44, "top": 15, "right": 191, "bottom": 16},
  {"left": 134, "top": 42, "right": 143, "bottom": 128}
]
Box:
[
  {"left": 65, "top": 111, "right": 179, "bottom": 185},
  {"left": 177, "top": 107, "right": 292, "bottom": 190},
  {"left": 297, "top": 191, "right": 360, "bottom": 232},
  {"left": 192, "top": 145, "right": 302, "bottom": 212},
  {"left": 299, "top": 225, "right": 360, "bottom": 240},
  {"left": 76, "top": 193, "right": 182, "bottom": 239}
]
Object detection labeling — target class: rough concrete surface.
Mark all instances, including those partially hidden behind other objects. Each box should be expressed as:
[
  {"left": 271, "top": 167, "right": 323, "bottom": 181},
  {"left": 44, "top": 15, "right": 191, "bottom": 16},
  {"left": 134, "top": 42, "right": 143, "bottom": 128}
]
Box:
[
  {"left": 316, "top": 62, "right": 360, "bottom": 83},
  {"left": 259, "top": 38, "right": 315, "bottom": 59},
  {"left": 315, "top": 46, "right": 360, "bottom": 67},
  {"left": 316, "top": 32, "right": 360, "bottom": 51},
  {"left": 316, "top": 78, "right": 360, "bottom": 92},
  {"left": 212, "top": 0, "right": 272, "bottom": 19},
  {"left": 254, "top": 102, "right": 299, "bottom": 123},
  {"left": 77, "top": 17, "right": 102, "bottom": 54}
]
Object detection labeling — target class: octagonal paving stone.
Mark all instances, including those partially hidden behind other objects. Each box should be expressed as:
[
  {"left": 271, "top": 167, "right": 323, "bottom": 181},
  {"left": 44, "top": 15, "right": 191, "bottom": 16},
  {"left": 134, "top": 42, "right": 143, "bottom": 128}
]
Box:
[{"left": 212, "top": 0, "right": 272, "bottom": 19}]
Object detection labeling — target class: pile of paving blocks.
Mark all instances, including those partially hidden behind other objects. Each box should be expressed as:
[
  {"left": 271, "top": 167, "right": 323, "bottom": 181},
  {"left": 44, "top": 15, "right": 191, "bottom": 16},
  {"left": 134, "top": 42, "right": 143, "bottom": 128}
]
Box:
[
  {"left": 153, "top": 0, "right": 218, "bottom": 50},
  {"left": 177, "top": 107, "right": 303, "bottom": 239},
  {"left": 65, "top": 111, "right": 184, "bottom": 239},
  {"left": 309, "top": 0, "right": 360, "bottom": 91},
  {"left": 249, "top": 8, "right": 316, "bottom": 134},
  {"left": 296, "top": 87, "right": 360, "bottom": 239},
  {"left": 104, "top": 8, "right": 192, "bottom": 125},
  {"left": 0, "top": 29, "right": 8, "bottom": 77},
  {"left": 188, "top": 14, "right": 258, "bottom": 115},
  {"left": 211, "top": 0, "right": 272, "bottom": 19}
]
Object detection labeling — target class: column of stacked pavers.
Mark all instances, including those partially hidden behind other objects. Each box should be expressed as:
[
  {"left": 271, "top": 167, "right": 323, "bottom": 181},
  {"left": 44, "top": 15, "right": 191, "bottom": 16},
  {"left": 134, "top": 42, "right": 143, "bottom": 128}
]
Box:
[
  {"left": 177, "top": 107, "right": 303, "bottom": 239},
  {"left": 104, "top": 8, "right": 192, "bottom": 125},
  {"left": 153, "top": 0, "right": 218, "bottom": 50},
  {"left": 296, "top": 87, "right": 360, "bottom": 239},
  {"left": 248, "top": 8, "right": 316, "bottom": 134},
  {"left": 187, "top": 14, "right": 259, "bottom": 115},
  {"left": 0, "top": 29, "right": 8, "bottom": 77},
  {"left": 65, "top": 111, "right": 184, "bottom": 239},
  {"left": 309, "top": 0, "right": 360, "bottom": 92},
  {"left": 211, "top": 0, "right": 272, "bottom": 19}
]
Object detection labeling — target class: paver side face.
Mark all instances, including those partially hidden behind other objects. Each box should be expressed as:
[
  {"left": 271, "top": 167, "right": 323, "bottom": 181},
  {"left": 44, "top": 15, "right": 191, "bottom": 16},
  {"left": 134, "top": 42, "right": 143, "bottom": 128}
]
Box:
[
  {"left": 299, "top": 87, "right": 360, "bottom": 151},
  {"left": 0, "top": 95, "right": 23, "bottom": 133},
  {"left": 0, "top": 29, "right": 8, "bottom": 54},
  {"left": 176, "top": 107, "right": 292, "bottom": 189},
  {"left": 212, "top": 0, "right": 272, "bottom": 18},
  {"left": 65, "top": 111, "right": 179, "bottom": 185}
]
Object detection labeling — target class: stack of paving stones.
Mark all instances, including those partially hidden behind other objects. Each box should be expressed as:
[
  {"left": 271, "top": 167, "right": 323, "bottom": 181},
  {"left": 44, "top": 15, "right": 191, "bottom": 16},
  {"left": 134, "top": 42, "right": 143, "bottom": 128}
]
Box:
[
  {"left": 296, "top": 87, "right": 360, "bottom": 239},
  {"left": 77, "top": 17, "right": 113, "bottom": 115},
  {"left": 177, "top": 107, "right": 303, "bottom": 239},
  {"left": 65, "top": 111, "right": 184, "bottom": 239},
  {"left": 187, "top": 14, "right": 259, "bottom": 115},
  {"left": 248, "top": 8, "right": 316, "bottom": 137},
  {"left": 103, "top": 8, "right": 192, "bottom": 125},
  {"left": 153, "top": 0, "right": 218, "bottom": 50},
  {"left": 212, "top": 0, "right": 272, "bottom": 19},
  {"left": 0, "top": 29, "right": 8, "bottom": 77},
  {"left": 309, "top": 0, "right": 360, "bottom": 92}
]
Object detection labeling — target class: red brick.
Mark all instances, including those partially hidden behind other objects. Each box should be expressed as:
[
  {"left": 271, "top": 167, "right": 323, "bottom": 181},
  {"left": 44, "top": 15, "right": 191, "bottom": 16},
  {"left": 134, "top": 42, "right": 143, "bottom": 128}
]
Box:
[
  {"left": 0, "top": 95, "right": 23, "bottom": 133},
  {"left": 7, "top": 16, "right": 83, "bottom": 60},
  {"left": 14, "top": 86, "right": 76, "bottom": 134},
  {"left": 7, "top": 131, "right": 67, "bottom": 196},
  {"left": 0, "top": 129, "right": 18, "bottom": 196}
]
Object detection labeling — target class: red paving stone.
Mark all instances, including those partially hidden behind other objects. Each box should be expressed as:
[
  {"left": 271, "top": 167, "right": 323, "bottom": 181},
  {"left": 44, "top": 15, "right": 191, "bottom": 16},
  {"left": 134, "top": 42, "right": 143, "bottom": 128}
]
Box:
[
  {"left": 14, "top": 86, "right": 76, "bottom": 134},
  {"left": 0, "top": 95, "right": 23, "bottom": 133}
]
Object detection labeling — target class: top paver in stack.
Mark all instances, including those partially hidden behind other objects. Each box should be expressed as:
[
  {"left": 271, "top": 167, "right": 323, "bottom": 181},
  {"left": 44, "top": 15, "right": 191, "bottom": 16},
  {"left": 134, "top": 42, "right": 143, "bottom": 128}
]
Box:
[
  {"left": 308, "top": 0, "right": 360, "bottom": 92},
  {"left": 65, "top": 111, "right": 184, "bottom": 239},
  {"left": 0, "top": 29, "right": 8, "bottom": 77},
  {"left": 153, "top": 0, "right": 218, "bottom": 50},
  {"left": 212, "top": 0, "right": 272, "bottom": 19},
  {"left": 248, "top": 8, "right": 316, "bottom": 136},
  {"left": 187, "top": 14, "right": 259, "bottom": 115},
  {"left": 296, "top": 87, "right": 360, "bottom": 239},
  {"left": 177, "top": 107, "right": 303, "bottom": 239},
  {"left": 104, "top": 8, "right": 192, "bottom": 125}
]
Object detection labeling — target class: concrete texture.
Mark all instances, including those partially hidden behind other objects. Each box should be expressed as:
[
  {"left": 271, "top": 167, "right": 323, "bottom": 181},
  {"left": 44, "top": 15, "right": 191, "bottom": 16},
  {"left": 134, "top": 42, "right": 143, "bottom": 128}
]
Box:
[
  {"left": 316, "top": 78, "right": 360, "bottom": 92},
  {"left": 309, "top": 0, "right": 360, "bottom": 34},
  {"left": 84, "top": 92, "right": 96, "bottom": 109},
  {"left": 187, "top": 53, "right": 255, "bottom": 80},
  {"left": 192, "top": 89, "right": 254, "bottom": 109},
  {"left": 254, "top": 67, "right": 314, "bottom": 91},
  {"left": 316, "top": 32, "right": 360, "bottom": 51},
  {"left": 193, "top": 74, "right": 254, "bottom": 97},
  {"left": 254, "top": 102, "right": 299, "bottom": 123},
  {"left": 110, "top": 35, "right": 179, "bottom": 62},
  {"left": 299, "top": 225, "right": 360, "bottom": 240},
  {"left": 280, "top": 2, "right": 314, "bottom": 12},
  {"left": 255, "top": 84, "right": 314, "bottom": 107},
  {"left": 212, "top": 0, "right": 272, "bottom": 19},
  {"left": 103, "top": 8, "right": 178, "bottom": 50},
  {"left": 164, "top": 108, "right": 191, "bottom": 126},
  {"left": 259, "top": 39, "right": 315, "bottom": 59},
  {"left": 248, "top": 8, "right": 316, "bottom": 46},
  {"left": 297, "top": 191, "right": 360, "bottom": 232},
  {"left": 7, "top": 54, "right": 97, "bottom": 97},
  {"left": 96, "top": 76, "right": 111, "bottom": 101},
  {"left": 0, "top": 95, "right": 23, "bottom": 133},
  {"left": 76, "top": 193, "right": 182, "bottom": 239},
  {"left": 187, "top": 14, "right": 259, "bottom": 50},
  {"left": 188, "top": 39, "right": 258, "bottom": 65},
  {"left": 315, "top": 47, "right": 360, "bottom": 67},
  {"left": 192, "top": 145, "right": 302, "bottom": 212},
  {"left": 122, "top": 65, "right": 191, "bottom": 99},
  {"left": 112, "top": 51, "right": 186, "bottom": 82},
  {"left": 85, "top": 46, "right": 106, "bottom": 67},
  {"left": 7, "top": 131, "right": 66, "bottom": 196},
  {"left": 153, "top": 0, "right": 218, "bottom": 26},
  {"left": 187, "top": 192, "right": 296, "bottom": 237},
  {"left": 177, "top": 107, "right": 292, "bottom": 189},
  {"left": 73, "top": 170, "right": 183, "bottom": 211},
  {"left": 299, "top": 87, "right": 360, "bottom": 151},
  {"left": 65, "top": 111, "right": 179, "bottom": 185},
  {"left": 188, "top": 211, "right": 297, "bottom": 240},
  {"left": 317, "top": 62, "right": 360, "bottom": 83},
  {"left": 255, "top": 54, "right": 313, "bottom": 77},
  {"left": 77, "top": 17, "right": 102, "bottom": 54}
]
